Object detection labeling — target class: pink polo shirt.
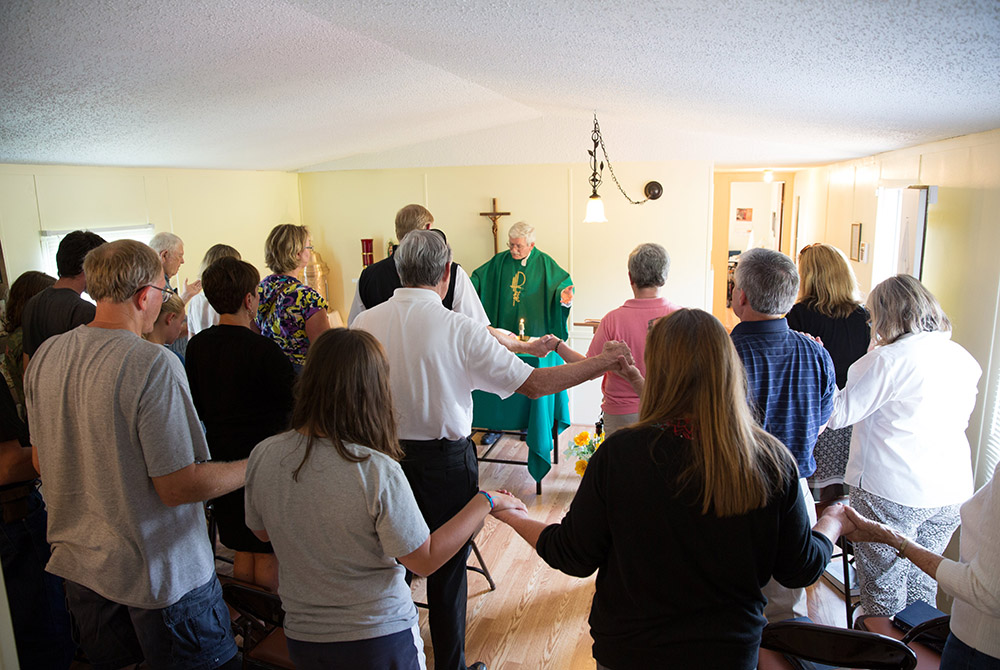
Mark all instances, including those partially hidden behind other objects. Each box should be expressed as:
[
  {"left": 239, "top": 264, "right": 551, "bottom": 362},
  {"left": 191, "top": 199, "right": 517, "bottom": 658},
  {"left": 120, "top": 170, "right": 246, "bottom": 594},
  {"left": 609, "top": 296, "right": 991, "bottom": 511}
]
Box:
[{"left": 586, "top": 297, "right": 682, "bottom": 415}]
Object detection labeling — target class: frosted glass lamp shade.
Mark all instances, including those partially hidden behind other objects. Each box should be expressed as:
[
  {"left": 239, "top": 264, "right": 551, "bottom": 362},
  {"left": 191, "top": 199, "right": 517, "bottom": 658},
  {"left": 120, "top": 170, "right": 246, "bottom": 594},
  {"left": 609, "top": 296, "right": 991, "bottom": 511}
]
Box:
[{"left": 584, "top": 195, "right": 607, "bottom": 223}]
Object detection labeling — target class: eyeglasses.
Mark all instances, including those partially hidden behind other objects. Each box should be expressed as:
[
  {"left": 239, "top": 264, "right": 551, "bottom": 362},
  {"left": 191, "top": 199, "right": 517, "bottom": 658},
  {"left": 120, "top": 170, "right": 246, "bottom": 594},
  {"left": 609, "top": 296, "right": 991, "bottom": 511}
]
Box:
[
  {"left": 136, "top": 284, "right": 174, "bottom": 303},
  {"left": 508, "top": 241, "right": 531, "bottom": 252}
]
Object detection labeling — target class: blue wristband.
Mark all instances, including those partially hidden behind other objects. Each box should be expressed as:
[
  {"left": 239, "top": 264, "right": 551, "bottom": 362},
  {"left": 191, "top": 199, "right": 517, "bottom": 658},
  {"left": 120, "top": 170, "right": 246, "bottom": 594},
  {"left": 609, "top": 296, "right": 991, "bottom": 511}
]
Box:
[{"left": 478, "top": 490, "right": 495, "bottom": 510}]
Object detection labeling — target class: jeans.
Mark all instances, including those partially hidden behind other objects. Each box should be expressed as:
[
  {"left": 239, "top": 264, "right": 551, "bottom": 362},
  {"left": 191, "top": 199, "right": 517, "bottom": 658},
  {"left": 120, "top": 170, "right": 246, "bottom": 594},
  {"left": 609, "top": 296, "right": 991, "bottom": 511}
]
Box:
[
  {"left": 0, "top": 486, "right": 75, "bottom": 669},
  {"left": 64, "top": 576, "right": 237, "bottom": 670},
  {"left": 942, "top": 633, "right": 1000, "bottom": 669}
]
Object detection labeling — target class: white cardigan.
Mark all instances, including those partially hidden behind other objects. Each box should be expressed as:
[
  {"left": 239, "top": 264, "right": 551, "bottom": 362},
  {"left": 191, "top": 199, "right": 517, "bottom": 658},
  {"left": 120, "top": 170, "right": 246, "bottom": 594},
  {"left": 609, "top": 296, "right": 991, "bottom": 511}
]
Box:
[
  {"left": 937, "top": 461, "right": 1000, "bottom": 659},
  {"left": 828, "top": 331, "right": 980, "bottom": 507}
]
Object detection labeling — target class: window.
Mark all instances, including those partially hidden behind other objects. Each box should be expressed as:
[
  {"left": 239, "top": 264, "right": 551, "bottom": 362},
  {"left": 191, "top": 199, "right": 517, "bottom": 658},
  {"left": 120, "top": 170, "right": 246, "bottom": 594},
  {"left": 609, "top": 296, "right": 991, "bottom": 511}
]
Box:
[
  {"left": 39, "top": 224, "right": 155, "bottom": 278},
  {"left": 40, "top": 224, "right": 155, "bottom": 302}
]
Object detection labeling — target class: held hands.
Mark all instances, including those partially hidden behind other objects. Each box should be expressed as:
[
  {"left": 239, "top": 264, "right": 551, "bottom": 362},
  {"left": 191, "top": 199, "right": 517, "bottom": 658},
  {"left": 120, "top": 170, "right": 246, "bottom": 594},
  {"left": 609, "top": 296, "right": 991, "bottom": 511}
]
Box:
[
  {"left": 842, "top": 505, "right": 895, "bottom": 545},
  {"left": 524, "top": 334, "right": 559, "bottom": 357},
  {"left": 486, "top": 489, "right": 527, "bottom": 515},
  {"left": 601, "top": 340, "right": 634, "bottom": 367},
  {"left": 817, "top": 503, "right": 857, "bottom": 536}
]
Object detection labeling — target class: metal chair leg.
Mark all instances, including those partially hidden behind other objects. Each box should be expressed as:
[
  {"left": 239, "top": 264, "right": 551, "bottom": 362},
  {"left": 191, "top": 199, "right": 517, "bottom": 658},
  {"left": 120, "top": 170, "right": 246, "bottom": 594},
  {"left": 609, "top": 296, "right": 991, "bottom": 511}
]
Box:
[{"left": 466, "top": 540, "right": 497, "bottom": 591}]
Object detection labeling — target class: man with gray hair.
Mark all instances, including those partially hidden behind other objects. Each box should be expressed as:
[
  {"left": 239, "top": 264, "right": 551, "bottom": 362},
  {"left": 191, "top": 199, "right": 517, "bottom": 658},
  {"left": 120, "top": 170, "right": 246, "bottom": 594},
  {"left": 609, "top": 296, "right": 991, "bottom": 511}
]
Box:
[
  {"left": 471, "top": 221, "right": 574, "bottom": 341},
  {"left": 25, "top": 240, "right": 244, "bottom": 669},
  {"left": 353, "top": 230, "right": 628, "bottom": 670},
  {"left": 150, "top": 231, "right": 201, "bottom": 303},
  {"left": 730, "top": 246, "right": 836, "bottom": 621}
]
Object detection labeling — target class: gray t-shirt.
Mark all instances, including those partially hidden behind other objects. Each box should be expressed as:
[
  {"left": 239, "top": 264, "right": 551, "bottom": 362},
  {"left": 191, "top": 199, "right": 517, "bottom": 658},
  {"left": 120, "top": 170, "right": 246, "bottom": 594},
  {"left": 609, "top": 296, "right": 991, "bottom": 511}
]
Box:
[
  {"left": 25, "top": 326, "right": 214, "bottom": 608},
  {"left": 22, "top": 287, "right": 96, "bottom": 357},
  {"left": 245, "top": 431, "right": 430, "bottom": 643}
]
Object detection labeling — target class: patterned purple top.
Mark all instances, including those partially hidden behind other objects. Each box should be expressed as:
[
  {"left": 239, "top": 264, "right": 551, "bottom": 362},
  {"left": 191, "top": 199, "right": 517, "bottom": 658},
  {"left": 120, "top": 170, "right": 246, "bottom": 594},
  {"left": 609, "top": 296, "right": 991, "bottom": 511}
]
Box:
[{"left": 256, "top": 274, "right": 329, "bottom": 366}]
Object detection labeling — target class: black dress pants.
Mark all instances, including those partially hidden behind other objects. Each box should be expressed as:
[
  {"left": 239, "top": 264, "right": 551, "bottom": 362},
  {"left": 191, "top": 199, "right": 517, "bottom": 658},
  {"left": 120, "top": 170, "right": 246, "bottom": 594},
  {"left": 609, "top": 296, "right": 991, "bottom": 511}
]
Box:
[{"left": 399, "top": 437, "right": 479, "bottom": 670}]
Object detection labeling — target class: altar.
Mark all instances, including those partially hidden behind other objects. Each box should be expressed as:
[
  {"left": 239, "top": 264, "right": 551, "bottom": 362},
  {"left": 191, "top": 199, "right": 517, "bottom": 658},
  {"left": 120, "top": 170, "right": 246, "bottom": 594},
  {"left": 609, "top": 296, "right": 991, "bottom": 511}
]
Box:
[{"left": 472, "top": 351, "right": 570, "bottom": 493}]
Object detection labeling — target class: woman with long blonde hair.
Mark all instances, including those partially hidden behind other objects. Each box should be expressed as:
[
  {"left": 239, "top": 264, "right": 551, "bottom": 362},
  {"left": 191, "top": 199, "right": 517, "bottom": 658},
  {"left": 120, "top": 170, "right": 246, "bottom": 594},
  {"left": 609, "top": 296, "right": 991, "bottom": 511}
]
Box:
[
  {"left": 786, "top": 243, "right": 870, "bottom": 498},
  {"left": 494, "top": 309, "right": 851, "bottom": 669}
]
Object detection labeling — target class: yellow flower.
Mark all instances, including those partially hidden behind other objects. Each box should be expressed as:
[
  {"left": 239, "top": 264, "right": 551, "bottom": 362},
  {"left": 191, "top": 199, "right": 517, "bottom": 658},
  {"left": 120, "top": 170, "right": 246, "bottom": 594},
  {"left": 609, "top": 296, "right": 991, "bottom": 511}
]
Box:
[
  {"left": 574, "top": 431, "right": 590, "bottom": 447},
  {"left": 575, "top": 459, "right": 588, "bottom": 476},
  {"left": 594, "top": 435, "right": 604, "bottom": 450}
]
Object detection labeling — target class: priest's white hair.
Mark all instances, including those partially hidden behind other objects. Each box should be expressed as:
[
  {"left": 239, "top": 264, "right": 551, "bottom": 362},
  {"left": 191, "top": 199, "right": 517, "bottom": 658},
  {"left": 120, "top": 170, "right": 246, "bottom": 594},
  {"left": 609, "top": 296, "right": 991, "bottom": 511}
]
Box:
[{"left": 507, "top": 221, "right": 535, "bottom": 244}]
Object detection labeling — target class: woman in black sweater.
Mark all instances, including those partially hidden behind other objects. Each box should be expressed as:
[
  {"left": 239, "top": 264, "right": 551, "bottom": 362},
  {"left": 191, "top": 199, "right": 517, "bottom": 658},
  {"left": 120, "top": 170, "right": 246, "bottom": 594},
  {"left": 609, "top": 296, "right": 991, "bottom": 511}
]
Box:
[
  {"left": 493, "top": 309, "right": 852, "bottom": 669},
  {"left": 786, "top": 243, "right": 870, "bottom": 500}
]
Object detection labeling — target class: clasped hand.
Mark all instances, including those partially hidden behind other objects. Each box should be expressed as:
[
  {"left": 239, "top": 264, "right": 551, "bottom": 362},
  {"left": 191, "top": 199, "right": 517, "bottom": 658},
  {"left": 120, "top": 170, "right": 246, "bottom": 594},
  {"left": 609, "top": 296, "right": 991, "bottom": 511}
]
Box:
[{"left": 485, "top": 489, "right": 527, "bottom": 515}]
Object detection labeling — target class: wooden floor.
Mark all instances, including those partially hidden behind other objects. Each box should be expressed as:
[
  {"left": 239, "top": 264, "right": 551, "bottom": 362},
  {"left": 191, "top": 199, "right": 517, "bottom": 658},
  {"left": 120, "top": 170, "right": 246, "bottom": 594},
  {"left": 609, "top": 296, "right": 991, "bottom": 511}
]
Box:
[{"left": 413, "top": 427, "right": 853, "bottom": 669}]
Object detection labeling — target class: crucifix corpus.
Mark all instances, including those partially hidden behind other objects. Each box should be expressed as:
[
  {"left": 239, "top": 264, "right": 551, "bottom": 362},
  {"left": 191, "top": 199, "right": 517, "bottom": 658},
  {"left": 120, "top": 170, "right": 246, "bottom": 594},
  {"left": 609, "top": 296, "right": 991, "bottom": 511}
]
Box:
[{"left": 479, "top": 198, "right": 511, "bottom": 255}]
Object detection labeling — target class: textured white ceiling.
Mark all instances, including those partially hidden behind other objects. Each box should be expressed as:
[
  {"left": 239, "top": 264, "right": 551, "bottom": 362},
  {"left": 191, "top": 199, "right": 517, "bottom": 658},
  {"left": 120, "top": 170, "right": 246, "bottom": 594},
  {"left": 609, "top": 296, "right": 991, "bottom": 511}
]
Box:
[{"left": 1, "top": 0, "right": 998, "bottom": 171}]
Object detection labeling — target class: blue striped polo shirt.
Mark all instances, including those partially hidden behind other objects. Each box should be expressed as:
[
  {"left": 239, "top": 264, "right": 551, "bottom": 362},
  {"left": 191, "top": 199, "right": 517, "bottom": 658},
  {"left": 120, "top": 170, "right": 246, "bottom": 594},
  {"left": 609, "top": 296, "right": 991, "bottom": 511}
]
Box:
[{"left": 731, "top": 318, "right": 836, "bottom": 478}]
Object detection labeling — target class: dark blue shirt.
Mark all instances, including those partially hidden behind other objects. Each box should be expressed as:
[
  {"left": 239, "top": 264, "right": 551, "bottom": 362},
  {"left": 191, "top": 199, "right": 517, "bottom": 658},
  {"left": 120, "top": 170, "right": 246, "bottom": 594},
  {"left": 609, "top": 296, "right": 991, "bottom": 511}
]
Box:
[{"left": 731, "top": 318, "right": 836, "bottom": 478}]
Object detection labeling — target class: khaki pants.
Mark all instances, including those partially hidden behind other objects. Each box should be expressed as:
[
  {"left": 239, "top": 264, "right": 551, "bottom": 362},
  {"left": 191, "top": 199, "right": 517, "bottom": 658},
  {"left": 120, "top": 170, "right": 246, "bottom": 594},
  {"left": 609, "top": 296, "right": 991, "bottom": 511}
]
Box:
[{"left": 762, "top": 477, "right": 817, "bottom": 622}]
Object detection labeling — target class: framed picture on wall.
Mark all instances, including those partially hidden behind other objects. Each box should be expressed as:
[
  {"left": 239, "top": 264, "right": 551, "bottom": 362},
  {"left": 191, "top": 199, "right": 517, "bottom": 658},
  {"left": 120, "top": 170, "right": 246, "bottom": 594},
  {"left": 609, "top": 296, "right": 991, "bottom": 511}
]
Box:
[
  {"left": 850, "top": 223, "right": 862, "bottom": 261},
  {"left": 736, "top": 208, "right": 752, "bottom": 222}
]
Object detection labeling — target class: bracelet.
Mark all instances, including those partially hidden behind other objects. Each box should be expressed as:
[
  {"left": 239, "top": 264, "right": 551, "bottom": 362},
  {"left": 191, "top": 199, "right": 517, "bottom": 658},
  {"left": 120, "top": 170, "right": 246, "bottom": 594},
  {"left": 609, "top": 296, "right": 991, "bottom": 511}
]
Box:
[
  {"left": 896, "top": 537, "right": 909, "bottom": 558},
  {"left": 554, "top": 339, "right": 563, "bottom": 354},
  {"left": 478, "top": 490, "right": 495, "bottom": 510}
]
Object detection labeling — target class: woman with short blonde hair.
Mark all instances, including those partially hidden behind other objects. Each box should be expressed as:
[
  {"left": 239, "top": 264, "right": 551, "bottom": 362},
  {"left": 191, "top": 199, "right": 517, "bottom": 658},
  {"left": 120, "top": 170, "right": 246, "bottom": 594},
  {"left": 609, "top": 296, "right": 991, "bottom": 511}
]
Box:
[
  {"left": 828, "top": 274, "right": 980, "bottom": 616},
  {"left": 493, "top": 308, "right": 850, "bottom": 669},
  {"left": 786, "top": 243, "right": 870, "bottom": 499},
  {"left": 257, "top": 224, "right": 329, "bottom": 369},
  {"left": 264, "top": 225, "right": 310, "bottom": 275}
]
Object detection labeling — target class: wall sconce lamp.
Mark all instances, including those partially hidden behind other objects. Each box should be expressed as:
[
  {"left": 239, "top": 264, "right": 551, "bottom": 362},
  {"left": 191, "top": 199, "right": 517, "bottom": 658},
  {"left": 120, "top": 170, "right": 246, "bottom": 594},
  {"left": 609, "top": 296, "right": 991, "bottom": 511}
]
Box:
[
  {"left": 584, "top": 113, "right": 662, "bottom": 223},
  {"left": 762, "top": 170, "right": 775, "bottom": 183}
]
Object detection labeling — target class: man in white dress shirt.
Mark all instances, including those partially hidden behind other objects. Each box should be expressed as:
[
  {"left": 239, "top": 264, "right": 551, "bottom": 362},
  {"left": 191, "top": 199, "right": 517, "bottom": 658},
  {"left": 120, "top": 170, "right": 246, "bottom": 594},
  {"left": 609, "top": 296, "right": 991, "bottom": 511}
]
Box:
[{"left": 353, "top": 230, "right": 628, "bottom": 670}]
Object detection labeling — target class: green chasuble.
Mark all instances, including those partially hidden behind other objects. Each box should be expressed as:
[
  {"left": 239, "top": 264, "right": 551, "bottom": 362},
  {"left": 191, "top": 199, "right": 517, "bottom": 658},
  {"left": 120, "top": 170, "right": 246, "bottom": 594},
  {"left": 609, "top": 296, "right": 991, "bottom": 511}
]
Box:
[{"left": 470, "top": 248, "right": 573, "bottom": 340}]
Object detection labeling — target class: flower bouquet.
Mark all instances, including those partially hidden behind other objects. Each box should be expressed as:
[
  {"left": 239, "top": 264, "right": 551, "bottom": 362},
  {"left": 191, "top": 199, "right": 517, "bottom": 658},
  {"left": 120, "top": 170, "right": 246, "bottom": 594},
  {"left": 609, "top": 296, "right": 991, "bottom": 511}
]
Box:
[{"left": 565, "top": 430, "right": 604, "bottom": 476}]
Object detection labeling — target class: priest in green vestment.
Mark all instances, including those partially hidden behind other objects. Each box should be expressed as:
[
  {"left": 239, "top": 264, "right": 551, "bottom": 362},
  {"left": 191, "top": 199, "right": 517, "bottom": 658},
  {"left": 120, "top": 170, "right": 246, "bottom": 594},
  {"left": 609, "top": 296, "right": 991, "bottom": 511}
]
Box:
[
  {"left": 471, "top": 221, "right": 574, "bottom": 339},
  {"left": 471, "top": 221, "right": 573, "bottom": 484}
]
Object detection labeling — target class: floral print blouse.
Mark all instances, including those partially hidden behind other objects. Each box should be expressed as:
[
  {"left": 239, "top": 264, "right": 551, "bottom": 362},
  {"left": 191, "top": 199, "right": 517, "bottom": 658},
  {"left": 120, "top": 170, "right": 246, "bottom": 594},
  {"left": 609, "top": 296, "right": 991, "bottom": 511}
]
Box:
[{"left": 256, "top": 274, "right": 329, "bottom": 366}]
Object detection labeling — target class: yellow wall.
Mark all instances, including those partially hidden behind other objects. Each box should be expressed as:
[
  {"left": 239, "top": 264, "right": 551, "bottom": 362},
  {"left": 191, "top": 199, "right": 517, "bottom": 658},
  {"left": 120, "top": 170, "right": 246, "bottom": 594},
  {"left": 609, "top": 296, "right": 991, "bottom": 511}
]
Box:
[
  {"left": 0, "top": 160, "right": 713, "bottom": 421},
  {"left": 0, "top": 164, "right": 301, "bottom": 289},
  {"left": 298, "top": 160, "right": 713, "bottom": 419},
  {"left": 794, "top": 128, "right": 1000, "bottom": 485},
  {"left": 299, "top": 160, "right": 715, "bottom": 323}
]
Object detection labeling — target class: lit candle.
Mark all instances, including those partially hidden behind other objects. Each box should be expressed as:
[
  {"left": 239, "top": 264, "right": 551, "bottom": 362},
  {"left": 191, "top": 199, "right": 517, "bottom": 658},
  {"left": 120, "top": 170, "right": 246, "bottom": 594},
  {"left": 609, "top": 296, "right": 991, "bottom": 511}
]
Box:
[{"left": 518, "top": 318, "right": 526, "bottom": 341}]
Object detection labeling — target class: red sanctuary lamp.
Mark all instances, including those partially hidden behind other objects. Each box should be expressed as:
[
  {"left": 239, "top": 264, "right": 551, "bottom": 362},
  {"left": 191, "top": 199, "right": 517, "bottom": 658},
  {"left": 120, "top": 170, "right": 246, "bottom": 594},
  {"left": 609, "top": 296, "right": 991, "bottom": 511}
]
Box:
[{"left": 361, "top": 239, "right": 374, "bottom": 267}]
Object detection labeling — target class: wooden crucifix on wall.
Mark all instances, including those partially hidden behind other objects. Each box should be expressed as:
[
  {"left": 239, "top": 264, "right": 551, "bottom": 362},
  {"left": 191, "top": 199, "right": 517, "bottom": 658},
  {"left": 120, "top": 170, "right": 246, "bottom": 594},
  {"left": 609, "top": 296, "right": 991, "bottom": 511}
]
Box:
[{"left": 479, "top": 198, "right": 511, "bottom": 255}]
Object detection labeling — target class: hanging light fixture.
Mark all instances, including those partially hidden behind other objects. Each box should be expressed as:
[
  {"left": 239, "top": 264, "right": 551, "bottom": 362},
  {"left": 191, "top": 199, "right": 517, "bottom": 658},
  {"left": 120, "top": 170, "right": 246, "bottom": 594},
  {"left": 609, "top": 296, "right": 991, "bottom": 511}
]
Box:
[{"left": 584, "top": 112, "right": 662, "bottom": 223}]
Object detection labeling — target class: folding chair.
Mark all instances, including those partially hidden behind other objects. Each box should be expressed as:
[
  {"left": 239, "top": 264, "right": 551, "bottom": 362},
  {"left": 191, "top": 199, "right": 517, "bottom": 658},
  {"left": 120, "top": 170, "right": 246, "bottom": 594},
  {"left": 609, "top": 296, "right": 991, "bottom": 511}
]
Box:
[
  {"left": 222, "top": 580, "right": 294, "bottom": 670},
  {"left": 759, "top": 620, "right": 917, "bottom": 670}
]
